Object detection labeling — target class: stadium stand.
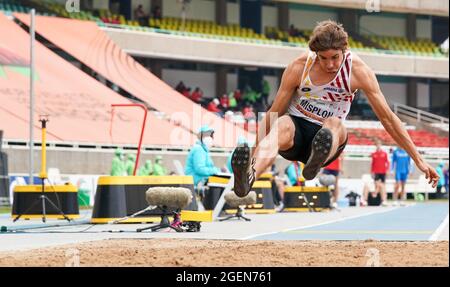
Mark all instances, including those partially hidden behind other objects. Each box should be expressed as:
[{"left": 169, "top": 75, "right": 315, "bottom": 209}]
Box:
[
  {"left": 366, "top": 35, "right": 445, "bottom": 58},
  {"left": 431, "top": 123, "right": 449, "bottom": 132},
  {"left": 14, "top": 13, "right": 252, "bottom": 148},
  {"left": 0, "top": 0, "right": 30, "bottom": 15},
  {"left": 0, "top": 2, "right": 447, "bottom": 180},
  {"left": 0, "top": 12, "right": 195, "bottom": 146},
  {"left": 6, "top": 0, "right": 445, "bottom": 58},
  {"left": 0, "top": 4, "right": 447, "bottom": 152},
  {"left": 27, "top": 0, "right": 97, "bottom": 21},
  {"left": 15, "top": 9, "right": 445, "bottom": 152},
  {"left": 347, "top": 128, "right": 449, "bottom": 148},
  {"left": 264, "top": 26, "right": 367, "bottom": 51},
  {"left": 343, "top": 120, "right": 448, "bottom": 148},
  {"left": 127, "top": 16, "right": 447, "bottom": 57}
]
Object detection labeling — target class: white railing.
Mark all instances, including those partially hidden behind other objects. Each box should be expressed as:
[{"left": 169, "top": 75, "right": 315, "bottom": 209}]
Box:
[
  {"left": 0, "top": 138, "right": 233, "bottom": 154},
  {"left": 393, "top": 103, "right": 449, "bottom": 125},
  {"left": 430, "top": 123, "right": 449, "bottom": 132},
  {"left": 2, "top": 139, "right": 448, "bottom": 160},
  {"left": 344, "top": 120, "right": 415, "bottom": 130}
]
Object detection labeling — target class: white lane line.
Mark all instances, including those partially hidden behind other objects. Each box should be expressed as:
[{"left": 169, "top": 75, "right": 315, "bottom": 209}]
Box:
[
  {"left": 429, "top": 213, "right": 449, "bottom": 241},
  {"left": 242, "top": 204, "right": 416, "bottom": 240}
]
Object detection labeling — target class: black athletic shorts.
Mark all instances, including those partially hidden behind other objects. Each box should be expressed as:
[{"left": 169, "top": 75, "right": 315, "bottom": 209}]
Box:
[
  {"left": 374, "top": 173, "right": 386, "bottom": 183},
  {"left": 278, "top": 115, "right": 347, "bottom": 165},
  {"left": 323, "top": 169, "right": 340, "bottom": 177}
]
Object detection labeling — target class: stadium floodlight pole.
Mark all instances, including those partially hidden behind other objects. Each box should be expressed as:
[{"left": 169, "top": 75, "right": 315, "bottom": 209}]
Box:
[
  {"left": 110, "top": 104, "right": 148, "bottom": 176},
  {"left": 29, "top": 9, "right": 35, "bottom": 185}
]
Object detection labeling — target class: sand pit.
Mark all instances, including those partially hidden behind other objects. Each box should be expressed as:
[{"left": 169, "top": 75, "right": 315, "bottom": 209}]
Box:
[{"left": 0, "top": 239, "right": 447, "bottom": 267}]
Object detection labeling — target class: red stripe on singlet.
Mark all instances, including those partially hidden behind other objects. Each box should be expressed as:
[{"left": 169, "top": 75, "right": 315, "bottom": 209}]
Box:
[
  {"left": 327, "top": 92, "right": 336, "bottom": 102},
  {"left": 340, "top": 54, "right": 351, "bottom": 93},
  {"left": 330, "top": 82, "right": 341, "bottom": 100},
  {"left": 345, "top": 56, "right": 351, "bottom": 77},
  {"left": 344, "top": 55, "right": 352, "bottom": 87},
  {"left": 335, "top": 75, "right": 342, "bottom": 88},
  {"left": 340, "top": 68, "right": 350, "bottom": 94}
]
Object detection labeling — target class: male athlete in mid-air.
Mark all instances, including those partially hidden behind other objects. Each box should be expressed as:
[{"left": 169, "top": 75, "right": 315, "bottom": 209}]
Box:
[{"left": 231, "top": 20, "right": 439, "bottom": 197}]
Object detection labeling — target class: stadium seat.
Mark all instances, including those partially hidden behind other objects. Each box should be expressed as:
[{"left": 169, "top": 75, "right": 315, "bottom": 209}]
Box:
[
  {"left": 347, "top": 127, "right": 448, "bottom": 147},
  {"left": 15, "top": 3, "right": 439, "bottom": 58},
  {"left": 366, "top": 35, "right": 445, "bottom": 57}
]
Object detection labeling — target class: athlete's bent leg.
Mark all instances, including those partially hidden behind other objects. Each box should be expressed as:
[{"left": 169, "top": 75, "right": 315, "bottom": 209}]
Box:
[
  {"left": 302, "top": 117, "right": 347, "bottom": 180},
  {"left": 322, "top": 117, "right": 348, "bottom": 162},
  {"left": 253, "top": 115, "right": 295, "bottom": 179},
  {"left": 231, "top": 115, "right": 295, "bottom": 197}
]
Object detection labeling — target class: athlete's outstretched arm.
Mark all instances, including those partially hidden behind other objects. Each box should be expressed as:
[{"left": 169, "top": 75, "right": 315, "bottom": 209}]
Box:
[
  {"left": 254, "top": 59, "right": 303, "bottom": 149},
  {"left": 356, "top": 64, "right": 439, "bottom": 187}
]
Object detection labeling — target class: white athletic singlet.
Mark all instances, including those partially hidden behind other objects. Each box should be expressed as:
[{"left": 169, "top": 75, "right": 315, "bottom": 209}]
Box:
[{"left": 288, "top": 50, "right": 356, "bottom": 126}]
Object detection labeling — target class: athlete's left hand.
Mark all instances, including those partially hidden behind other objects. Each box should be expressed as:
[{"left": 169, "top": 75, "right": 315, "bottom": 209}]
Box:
[{"left": 417, "top": 161, "right": 440, "bottom": 188}]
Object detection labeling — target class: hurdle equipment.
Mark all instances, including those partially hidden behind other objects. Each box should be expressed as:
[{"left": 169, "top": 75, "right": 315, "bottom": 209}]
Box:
[
  {"left": 137, "top": 187, "right": 192, "bottom": 232},
  {"left": 219, "top": 191, "right": 256, "bottom": 221},
  {"left": 283, "top": 186, "right": 331, "bottom": 212},
  {"left": 12, "top": 116, "right": 77, "bottom": 222},
  {"left": 12, "top": 184, "right": 80, "bottom": 220},
  {"left": 91, "top": 176, "right": 211, "bottom": 224},
  {"left": 207, "top": 175, "right": 275, "bottom": 216}
]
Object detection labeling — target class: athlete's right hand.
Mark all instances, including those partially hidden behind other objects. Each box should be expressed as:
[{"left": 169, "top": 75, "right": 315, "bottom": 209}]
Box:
[{"left": 417, "top": 161, "right": 439, "bottom": 188}]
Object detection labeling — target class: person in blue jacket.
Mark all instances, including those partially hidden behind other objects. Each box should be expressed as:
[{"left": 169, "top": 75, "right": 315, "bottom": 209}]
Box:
[
  {"left": 436, "top": 162, "right": 447, "bottom": 198},
  {"left": 185, "top": 125, "right": 221, "bottom": 187},
  {"left": 285, "top": 161, "right": 302, "bottom": 186},
  {"left": 391, "top": 146, "right": 414, "bottom": 205}
]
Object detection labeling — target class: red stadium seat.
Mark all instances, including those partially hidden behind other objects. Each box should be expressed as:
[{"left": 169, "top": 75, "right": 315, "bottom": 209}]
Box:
[{"left": 346, "top": 128, "right": 448, "bottom": 147}]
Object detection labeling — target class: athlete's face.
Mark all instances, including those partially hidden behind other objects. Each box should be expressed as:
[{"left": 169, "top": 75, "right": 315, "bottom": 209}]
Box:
[{"left": 317, "top": 49, "right": 344, "bottom": 74}]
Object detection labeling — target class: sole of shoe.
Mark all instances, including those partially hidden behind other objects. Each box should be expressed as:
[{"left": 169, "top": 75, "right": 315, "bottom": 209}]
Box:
[
  {"left": 303, "top": 128, "right": 333, "bottom": 180},
  {"left": 231, "top": 144, "right": 252, "bottom": 197}
]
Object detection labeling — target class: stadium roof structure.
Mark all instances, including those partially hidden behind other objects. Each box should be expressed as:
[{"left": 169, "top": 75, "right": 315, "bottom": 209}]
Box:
[
  {"left": 0, "top": 12, "right": 196, "bottom": 147},
  {"left": 14, "top": 13, "right": 253, "bottom": 148}
]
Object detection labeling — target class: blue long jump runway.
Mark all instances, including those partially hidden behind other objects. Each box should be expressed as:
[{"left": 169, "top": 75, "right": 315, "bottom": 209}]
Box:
[{"left": 249, "top": 203, "right": 449, "bottom": 241}]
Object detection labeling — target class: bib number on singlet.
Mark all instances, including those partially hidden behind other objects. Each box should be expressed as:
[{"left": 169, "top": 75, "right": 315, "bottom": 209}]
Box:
[{"left": 298, "top": 99, "right": 335, "bottom": 119}]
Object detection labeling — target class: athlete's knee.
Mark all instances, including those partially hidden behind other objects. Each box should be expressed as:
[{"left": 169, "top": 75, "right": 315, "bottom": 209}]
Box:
[
  {"left": 323, "top": 117, "right": 343, "bottom": 128},
  {"left": 276, "top": 116, "right": 294, "bottom": 135},
  {"left": 323, "top": 117, "right": 347, "bottom": 141},
  {"left": 275, "top": 116, "right": 295, "bottom": 147}
]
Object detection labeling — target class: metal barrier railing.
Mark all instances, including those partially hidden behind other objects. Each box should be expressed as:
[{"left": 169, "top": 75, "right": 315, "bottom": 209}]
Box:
[{"left": 393, "top": 103, "right": 449, "bottom": 125}]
